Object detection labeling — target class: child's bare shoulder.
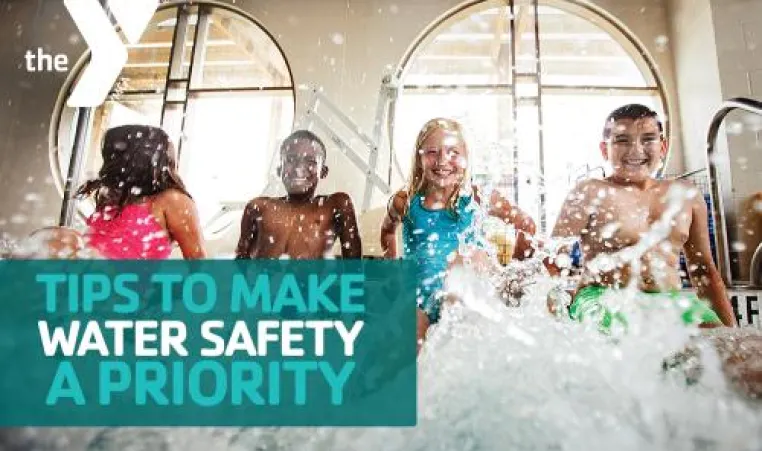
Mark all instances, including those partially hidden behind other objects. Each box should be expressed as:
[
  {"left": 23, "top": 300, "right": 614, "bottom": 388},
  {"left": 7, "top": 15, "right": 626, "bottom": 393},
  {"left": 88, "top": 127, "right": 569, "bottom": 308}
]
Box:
[
  {"left": 153, "top": 188, "right": 193, "bottom": 208},
  {"left": 245, "top": 197, "right": 265, "bottom": 209},
  {"left": 155, "top": 188, "right": 191, "bottom": 201},
  {"left": 578, "top": 177, "right": 609, "bottom": 190},
  {"left": 663, "top": 178, "right": 703, "bottom": 202},
  {"left": 325, "top": 192, "right": 354, "bottom": 207},
  {"left": 566, "top": 178, "right": 608, "bottom": 200},
  {"left": 388, "top": 190, "right": 409, "bottom": 214},
  {"left": 244, "top": 197, "right": 281, "bottom": 213}
]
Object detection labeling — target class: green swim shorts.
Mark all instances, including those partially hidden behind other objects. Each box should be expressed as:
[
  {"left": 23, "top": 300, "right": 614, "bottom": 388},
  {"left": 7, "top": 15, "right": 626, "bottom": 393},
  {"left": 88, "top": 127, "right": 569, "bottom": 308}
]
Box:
[{"left": 568, "top": 285, "right": 722, "bottom": 333}]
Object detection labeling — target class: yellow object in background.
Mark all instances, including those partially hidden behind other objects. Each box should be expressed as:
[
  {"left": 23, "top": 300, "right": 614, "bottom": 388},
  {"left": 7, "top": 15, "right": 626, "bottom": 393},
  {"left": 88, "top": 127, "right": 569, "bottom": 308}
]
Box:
[{"left": 489, "top": 232, "right": 514, "bottom": 266}]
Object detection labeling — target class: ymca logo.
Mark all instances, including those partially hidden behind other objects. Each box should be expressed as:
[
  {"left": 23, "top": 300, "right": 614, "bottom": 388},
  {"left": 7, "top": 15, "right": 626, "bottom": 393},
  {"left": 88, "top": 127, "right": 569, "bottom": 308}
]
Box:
[{"left": 63, "top": 0, "right": 159, "bottom": 107}]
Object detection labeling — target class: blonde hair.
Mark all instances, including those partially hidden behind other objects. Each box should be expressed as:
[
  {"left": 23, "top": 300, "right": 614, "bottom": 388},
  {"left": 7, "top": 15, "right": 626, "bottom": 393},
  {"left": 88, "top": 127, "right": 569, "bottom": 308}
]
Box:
[{"left": 405, "top": 118, "right": 470, "bottom": 216}]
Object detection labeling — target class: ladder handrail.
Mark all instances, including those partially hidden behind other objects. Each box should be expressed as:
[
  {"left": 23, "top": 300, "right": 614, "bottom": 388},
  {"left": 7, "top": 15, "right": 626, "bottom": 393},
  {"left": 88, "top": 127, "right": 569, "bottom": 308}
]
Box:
[
  {"left": 706, "top": 97, "right": 762, "bottom": 286},
  {"left": 751, "top": 242, "right": 762, "bottom": 287}
]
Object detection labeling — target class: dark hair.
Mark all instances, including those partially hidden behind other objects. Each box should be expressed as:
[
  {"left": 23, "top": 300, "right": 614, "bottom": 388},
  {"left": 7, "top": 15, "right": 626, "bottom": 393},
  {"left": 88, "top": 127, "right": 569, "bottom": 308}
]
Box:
[
  {"left": 280, "top": 129, "right": 326, "bottom": 159},
  {"left": 602, "top": 104, "right": 663, "bottom": 140},
  {"left": 76, "top": 125, "right": 190, "bottom": 211}
]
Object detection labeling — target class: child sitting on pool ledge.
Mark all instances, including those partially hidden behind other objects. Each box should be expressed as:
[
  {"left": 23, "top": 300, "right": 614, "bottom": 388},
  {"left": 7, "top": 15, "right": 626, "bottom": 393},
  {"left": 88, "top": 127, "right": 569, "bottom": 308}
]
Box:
[
  {"left": 235, "top": 130, "right": 362, "bottom": 260},
  {"left": 548, "top": 104, "right": 736, "bottom": 330},
  {"left": 381, "top": 118, "right": 537, "bottom": 352}
]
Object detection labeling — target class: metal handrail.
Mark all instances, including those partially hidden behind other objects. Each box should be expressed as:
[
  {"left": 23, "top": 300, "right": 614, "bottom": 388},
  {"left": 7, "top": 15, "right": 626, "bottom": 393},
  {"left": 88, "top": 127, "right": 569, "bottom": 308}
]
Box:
[
  {"left": 750, "top": 242, "right": 762, "bottom": 287},
  {"left": 706, "top": 97, "right": 762, "bottom": 286}
]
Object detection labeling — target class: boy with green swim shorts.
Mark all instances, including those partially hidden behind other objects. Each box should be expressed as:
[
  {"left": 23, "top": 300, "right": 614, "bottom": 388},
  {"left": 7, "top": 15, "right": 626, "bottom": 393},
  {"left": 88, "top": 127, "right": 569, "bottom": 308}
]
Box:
[
  {"left": 568, "top": 286, "right": 721, "bottom": 333},
  {"left": 546, "top": 104, "right": 736, "bottom": 330}
]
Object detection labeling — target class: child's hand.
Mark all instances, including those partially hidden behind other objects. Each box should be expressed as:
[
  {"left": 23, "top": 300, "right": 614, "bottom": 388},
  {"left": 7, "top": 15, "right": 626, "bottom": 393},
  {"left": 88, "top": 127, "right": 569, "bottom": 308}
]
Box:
[
  {"left": 547, "top": 285, "right": 573, "bottom": 316},
  {"left": 449, "top": 248, "right": 497, "bottom": 274}
]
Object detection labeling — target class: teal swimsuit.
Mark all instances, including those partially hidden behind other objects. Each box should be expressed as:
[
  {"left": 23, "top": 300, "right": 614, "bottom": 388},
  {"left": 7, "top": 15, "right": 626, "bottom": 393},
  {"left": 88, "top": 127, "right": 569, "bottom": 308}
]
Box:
[{"left": 402, "top": 193, "right": 484, "bottom": 323}]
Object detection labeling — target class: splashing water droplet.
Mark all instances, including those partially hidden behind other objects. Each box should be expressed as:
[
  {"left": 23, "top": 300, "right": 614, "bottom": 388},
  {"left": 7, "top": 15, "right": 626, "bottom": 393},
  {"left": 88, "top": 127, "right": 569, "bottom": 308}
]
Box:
[
  {"left": 655, "top": 35, "right": 669, "bottom": 52},
  {"left": 601, "top": 222, "right": 621, "bottom": 240}
]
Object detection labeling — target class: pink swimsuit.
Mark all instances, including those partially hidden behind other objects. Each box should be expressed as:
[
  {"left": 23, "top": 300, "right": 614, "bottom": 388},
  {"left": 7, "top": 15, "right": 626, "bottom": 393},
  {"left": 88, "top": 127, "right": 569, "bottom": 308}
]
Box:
[{"left": 85, "top": 203, "right": 172, "bottom": 259}]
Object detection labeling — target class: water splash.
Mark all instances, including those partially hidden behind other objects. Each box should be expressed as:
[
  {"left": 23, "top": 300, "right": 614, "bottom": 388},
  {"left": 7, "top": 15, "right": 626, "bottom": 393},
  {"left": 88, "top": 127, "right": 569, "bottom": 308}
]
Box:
[
  {"left": 5, "top": 271, "right": 760, "bottom": 450},
  {"left": 4, "top": 182, "right": 762, "bottom": 450}
]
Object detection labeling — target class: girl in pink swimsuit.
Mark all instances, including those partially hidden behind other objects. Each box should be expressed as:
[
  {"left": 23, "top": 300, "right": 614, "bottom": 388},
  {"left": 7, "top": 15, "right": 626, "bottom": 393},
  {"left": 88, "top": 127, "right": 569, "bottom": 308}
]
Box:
[{"left": 74, "top": 124, "right": 206, "bottom": 260}]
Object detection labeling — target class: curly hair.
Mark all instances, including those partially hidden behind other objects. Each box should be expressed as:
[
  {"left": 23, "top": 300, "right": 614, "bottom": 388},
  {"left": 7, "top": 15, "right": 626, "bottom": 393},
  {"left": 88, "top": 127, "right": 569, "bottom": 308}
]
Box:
[{"left": 76, "top": 125, "right": 190, "bottom": 212}]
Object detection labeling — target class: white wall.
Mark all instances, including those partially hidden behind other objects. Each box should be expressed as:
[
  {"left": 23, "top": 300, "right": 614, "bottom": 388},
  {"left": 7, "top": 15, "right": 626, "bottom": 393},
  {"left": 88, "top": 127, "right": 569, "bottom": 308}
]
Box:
[
  {"left": 0, "top": 0, "right": 82, "bottom": 242},
  {"left": 710, "top": 0, "right": 762, "bottom": 205},
  {"left": 710, "top": 0, "right": 762, "bottom": 279},
  {"left": 666, "top": 0, "right": 723, "bottom": 174},
  {"left": 583, "top": 0, "right": 684, "bottom": 175},
  {"left": 666, "top": 0, "right": 762, "bottom": 280}
]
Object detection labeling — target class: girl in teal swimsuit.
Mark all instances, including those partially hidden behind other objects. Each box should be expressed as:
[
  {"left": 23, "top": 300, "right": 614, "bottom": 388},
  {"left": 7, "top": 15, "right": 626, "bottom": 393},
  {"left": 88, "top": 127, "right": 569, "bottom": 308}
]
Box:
[{"left": 380, "top": 118, "right": 537, "bottom": 352}]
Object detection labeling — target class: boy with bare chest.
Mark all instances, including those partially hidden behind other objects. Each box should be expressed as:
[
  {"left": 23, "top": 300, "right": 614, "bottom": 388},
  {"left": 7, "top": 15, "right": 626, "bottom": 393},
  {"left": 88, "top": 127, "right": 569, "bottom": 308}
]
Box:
[
  {"left": 569, "top": 178, "right": 692, "bottom": 291},
  {"left": 551, "top": 104, "right": 736, "bottom": 328},
  {"left": 235, "top": 130, "right": 362, "bottom": 259}
]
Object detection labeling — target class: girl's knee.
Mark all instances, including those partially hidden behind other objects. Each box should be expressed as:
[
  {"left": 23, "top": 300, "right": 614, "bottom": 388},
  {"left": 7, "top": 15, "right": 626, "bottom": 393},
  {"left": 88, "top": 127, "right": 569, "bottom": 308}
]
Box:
[{"left": 416, "top": 309, "right": 431, "bottom": 354}]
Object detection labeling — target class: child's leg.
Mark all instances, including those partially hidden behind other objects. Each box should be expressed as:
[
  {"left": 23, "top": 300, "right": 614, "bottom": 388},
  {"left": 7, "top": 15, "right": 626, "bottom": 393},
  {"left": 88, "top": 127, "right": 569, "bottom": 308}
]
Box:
[
  {"left": 713, "top": 332, "right": 762, "bottom": 398},
  {"left": 671, "top": 332, "right": 762, "bottom": 397},
  {"left": 417, "top": 308, "right": 431, "bottom": 355},
  {"left": 416, "top": 250, "right": 496, "bottom": 355},
  {"left": 14, "top": 227, "right": 88, "bottom": 259},
  {"left": 723, "top": 347, "right": 762, "bottom": 399},
  {"left": 46, "top": 227, "right": 85, "bottom": 258},
  {"left": 448, "top": 249, "right": 494, "bottom": 274}
]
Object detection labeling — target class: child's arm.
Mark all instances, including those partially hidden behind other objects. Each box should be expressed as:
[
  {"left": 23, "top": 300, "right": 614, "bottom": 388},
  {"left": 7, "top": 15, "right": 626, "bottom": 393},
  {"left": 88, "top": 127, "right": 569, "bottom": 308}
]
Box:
[
  {"left": 331, "top": 193, "right": 362, "bottom": 258},
  {"left": 235, "top": 200, "right": 261, "bottom": 259},
  {"left": 684, "top": 189, "right": 737, "bottom": 327},
  {"left": 546, "top": 180, "right": 593, "bottom": 275},
  {"left": 738, "top": 192, "right": 762, "bottom": 279},
  {"left": 163, "top": 190, "right": 207, "bottom": 259},
  {"left": 380, "top": 191, "right": 407, "bottom": 258},
  {"left": 486, "top": 190, "right": 537, "bottom": 260}
]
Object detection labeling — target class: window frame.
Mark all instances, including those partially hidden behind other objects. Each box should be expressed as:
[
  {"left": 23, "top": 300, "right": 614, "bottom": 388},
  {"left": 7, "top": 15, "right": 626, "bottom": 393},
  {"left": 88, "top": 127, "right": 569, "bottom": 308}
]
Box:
[
  {"left": 49, "top": 0, "right": 296, "bottom": 232},
  {"left": 389, "top": 0, "right": 671, "bottom": 233}
]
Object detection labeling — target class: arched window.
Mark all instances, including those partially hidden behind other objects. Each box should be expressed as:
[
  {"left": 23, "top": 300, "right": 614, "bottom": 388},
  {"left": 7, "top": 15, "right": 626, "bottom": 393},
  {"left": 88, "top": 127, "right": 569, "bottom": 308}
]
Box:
[
  {"left": 392, "top": 0, "right": 666, "bottom": 233},
  {"left": 52, "top": 2, "right": 294, "bottom": 236}
]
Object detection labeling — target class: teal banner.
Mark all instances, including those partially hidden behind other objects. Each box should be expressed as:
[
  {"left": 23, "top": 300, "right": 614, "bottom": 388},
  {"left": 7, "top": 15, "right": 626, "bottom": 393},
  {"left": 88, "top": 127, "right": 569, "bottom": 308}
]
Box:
[{"left": 0, "top": 260, "right": 417, "bottom": 426}]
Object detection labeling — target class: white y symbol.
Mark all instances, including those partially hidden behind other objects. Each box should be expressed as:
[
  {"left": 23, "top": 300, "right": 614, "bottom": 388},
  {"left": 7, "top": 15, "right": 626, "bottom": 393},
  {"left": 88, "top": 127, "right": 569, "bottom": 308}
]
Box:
[{"left": 64, "top": 0, "right": 159, "bottom": 107}]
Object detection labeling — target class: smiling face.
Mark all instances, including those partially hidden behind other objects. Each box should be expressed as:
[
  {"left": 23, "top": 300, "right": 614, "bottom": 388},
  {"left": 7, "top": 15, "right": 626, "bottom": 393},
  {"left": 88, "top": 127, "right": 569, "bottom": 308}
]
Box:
[
  {"left": 279, "top": 138, "right": 326, "bottom": 196},
  {"left": 417, "top": 127, "right": 468, "bottom": 190},
  {"left": 601, "top": 117, "right": 667, "bottom": 184}
]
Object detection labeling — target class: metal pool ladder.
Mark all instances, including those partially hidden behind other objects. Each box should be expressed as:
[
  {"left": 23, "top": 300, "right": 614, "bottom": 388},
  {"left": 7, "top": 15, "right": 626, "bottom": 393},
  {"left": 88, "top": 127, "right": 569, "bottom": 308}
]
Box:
[{"left": 705, "top": 97, "right": 762, "bottom": 288}]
